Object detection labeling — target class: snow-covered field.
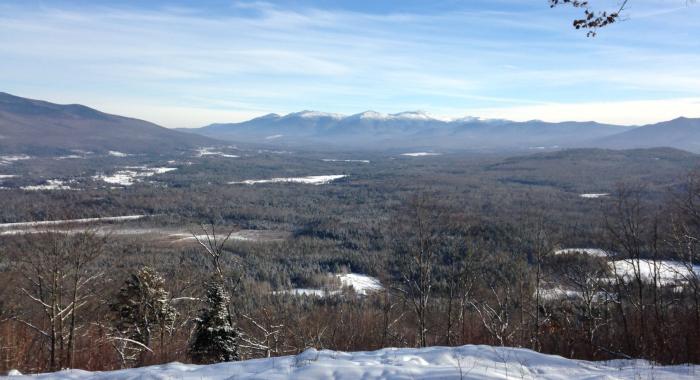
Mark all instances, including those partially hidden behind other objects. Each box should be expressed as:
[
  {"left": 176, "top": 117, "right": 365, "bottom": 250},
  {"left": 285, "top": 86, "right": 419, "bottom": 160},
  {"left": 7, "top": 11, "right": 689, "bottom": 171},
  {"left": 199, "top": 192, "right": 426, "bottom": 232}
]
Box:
[
  {"left": 0, "top": 154, "right": 31, "bottom": 165},
  {"left": 93, "top": 167, "right": 176, "bottom": 186},
  {"left": 610, "top": 259, "right": 700, "bottom": 286},
  {"left": 21, "top": 179, "right": 74, "bottom": 191},
  {"left": 0, "top": 215, "right": 147, "bottom": 230},
  {"left": 11, "top": 344, "right": 698, "bottom": 379},
  {"left": 322, "top": 159, "right": 370, "bottom": 163},
  {"left": 579, "top": 193, "right": 609, "bottom": 198},
  {"left": 400, "top": 152, "right": 441, "bottom": 157},
  {"left": 230, "top": 175, "right": 347, "bottom": 185},
  {"left": 277, "top": 273, "right": 382, "bottom": 297},
  {"left": 196, "top": 147, "right": 239, "bottom": 158},
  {"left": 107, "top": 151, "right": 130, "bottom": 157}
]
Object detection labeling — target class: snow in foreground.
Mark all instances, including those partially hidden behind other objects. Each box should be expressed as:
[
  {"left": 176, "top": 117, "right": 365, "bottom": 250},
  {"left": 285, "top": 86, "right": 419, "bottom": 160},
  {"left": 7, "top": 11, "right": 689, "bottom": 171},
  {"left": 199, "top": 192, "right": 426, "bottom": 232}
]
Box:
[
  {"left": 13, "top": 345, "right": 698, "bottom": 380},
  {"left": 230, "top": 175, "right": 347, "bottom": 185}
]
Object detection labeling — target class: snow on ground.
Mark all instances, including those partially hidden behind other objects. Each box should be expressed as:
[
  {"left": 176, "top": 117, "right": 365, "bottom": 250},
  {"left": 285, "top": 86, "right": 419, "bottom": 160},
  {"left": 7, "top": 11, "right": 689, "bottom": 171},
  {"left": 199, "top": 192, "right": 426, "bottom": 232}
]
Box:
[
  {"left": 196, "top": 147, "right": 239, "bottom": 158},
  {"left": 0, "top": 175, "right": 17, "bottom": 179},
  {"left": 12, "top": 344, "right": 699, "bottom": 380},
  {"left": 580, "top": 193, "right": 609, "bottom": 198},
  {"left": 0, "top": 215, "right": 147, "bottom": 230},
  {"left": 277, "top": 273, "right": 382, "bottom": 297},
  {"left": 554, "top": 248, "right": 609, "bottom": 257},
  {"left": 265, "top": 134, "right": 284, "bottom": 140},
  {"left": 337, "top": 273, "right": 383, "bottom": 295},
  {"left": 93, "top": 167, "right": 176, "bottom": 186},
  {"left": 21, "top": 179, "right": 74, "bottom": 191},
  {"left": 107, "top": 151, "right": 130, "bottom": 157},
  {"left": 55, "top": 154, "right": 85, "bottom": 160},
  {"left": 609, "top": 259, "right": 700, "bottom": 286},
  {"left": 0, "top": 154, "right": 31, "bottom": 165},
  {"left": 230, "top": 175, "right": 347, "bottom": 185},
  {"left": 322, "top": 159, "right": 370, "bottom": 163},
  {"left": 400, "top": 152, "right": 441, "bottom": 157}
]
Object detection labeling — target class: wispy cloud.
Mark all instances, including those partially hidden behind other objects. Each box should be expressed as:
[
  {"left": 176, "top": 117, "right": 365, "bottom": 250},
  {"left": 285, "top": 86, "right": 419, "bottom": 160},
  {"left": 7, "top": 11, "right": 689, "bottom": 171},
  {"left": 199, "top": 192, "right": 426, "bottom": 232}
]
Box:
[{"left": 0, "top": 0, "right": 698, "bottom": 127}]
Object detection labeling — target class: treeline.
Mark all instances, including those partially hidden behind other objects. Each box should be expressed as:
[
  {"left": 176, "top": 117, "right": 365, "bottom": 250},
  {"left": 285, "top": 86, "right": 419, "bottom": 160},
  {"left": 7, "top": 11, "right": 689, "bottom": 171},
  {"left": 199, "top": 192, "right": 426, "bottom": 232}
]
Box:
[{"left": 1, "top": 173, "right": 700, "bottom": 374}]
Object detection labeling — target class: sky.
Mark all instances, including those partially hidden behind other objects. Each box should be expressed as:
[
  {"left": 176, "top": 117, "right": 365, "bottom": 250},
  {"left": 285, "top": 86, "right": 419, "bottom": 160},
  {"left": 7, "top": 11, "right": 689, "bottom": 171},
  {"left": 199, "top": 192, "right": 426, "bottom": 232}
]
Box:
[{"left": 1, "top": 0, "right": 699, "bottom": 128}]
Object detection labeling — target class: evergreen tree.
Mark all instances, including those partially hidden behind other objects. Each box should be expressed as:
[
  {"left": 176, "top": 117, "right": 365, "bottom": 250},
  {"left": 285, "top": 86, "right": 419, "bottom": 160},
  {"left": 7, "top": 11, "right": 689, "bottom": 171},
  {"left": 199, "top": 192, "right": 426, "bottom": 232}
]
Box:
[
  {"left": 189, "top": 280, "right": 240, "bottom": 363},
  {"left": 111, "top": 266, "right": 177, "bottom": 364}
]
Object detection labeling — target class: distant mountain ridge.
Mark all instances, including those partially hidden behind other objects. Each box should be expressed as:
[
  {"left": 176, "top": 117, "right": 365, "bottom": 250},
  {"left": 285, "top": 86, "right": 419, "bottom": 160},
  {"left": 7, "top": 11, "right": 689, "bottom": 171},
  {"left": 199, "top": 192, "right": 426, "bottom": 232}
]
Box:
[
  {"left": 0, "top": 92, "right": 217, "bottom": 154},
  {"left": 186, "top": 110, "right": 636, "bottom": 151}
]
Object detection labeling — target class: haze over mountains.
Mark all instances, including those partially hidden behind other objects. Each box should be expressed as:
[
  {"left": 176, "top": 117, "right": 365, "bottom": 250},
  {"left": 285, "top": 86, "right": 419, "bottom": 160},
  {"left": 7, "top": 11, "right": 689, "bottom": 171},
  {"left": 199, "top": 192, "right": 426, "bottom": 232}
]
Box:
[{"left": 2, "top": 92, "right": 700, "bottom": 153}]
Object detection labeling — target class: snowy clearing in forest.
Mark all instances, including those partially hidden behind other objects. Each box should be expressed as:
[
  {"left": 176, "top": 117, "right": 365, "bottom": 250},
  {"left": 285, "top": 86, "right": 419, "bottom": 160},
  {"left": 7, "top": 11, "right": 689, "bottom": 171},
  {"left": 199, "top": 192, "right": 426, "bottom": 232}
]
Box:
[
  {"left": 196, "top": 147, "right": 239, "bottom": 158},
  {"left": 0, "top": 154, "right": 31, "bottom": 165},
  {"left": 580, "top": 193, "right": 609, "bottom": 198},
  {"left": 21, "top": 179, "right": 74, "bottom": 191},
  {"left": 554, "top": 248, "right": 609, "bottom": 257},
  {"left": 276, "top": 273, "right": 382, "bottom": 297},
  {"left": 0, "top": 215, "right": 147, "bottom": 230},
  {"left": 322, "top": 159, "right": 370, "bottom": 163},
  {"left": 107, "top": 151, "right": 130, "bottom": 157},
  {"left": 400, "top": 152, "right": 441, "bottom": 157},
  {"left": 93, "top": 167, "right": 176, "bottom": 186},
  {"left": 230, "top": 175, "right": 347, "bottom": 185},
  {"left": 13, "top": 344, "right": 699, "bottom": 379},
  {"left": 609, "top": 260, "right": 700, "bottom": 286},
  {"left": 0, "top": 174, "right": 17, "bottom": 179}
]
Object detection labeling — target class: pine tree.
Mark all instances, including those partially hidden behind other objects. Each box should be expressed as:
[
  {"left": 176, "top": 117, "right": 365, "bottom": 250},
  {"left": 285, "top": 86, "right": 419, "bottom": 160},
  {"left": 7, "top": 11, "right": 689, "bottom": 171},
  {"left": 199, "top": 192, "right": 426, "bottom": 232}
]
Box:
[
  {"left": 111, "top": 266, "right": 177, "bottom": 365},
  {"left": 189, "top": 280, "right": 240, "bottom": 363}
]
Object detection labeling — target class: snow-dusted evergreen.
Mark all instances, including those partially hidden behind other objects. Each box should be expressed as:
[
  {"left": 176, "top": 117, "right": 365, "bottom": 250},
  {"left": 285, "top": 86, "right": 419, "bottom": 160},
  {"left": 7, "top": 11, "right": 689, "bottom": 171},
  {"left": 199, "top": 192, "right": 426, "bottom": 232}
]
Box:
[
  {"left": 110, "top": 267, "right": 177, "bottom": 365},
  {"left": 189, "top": 280, "right": 240, "bottom": 363}
]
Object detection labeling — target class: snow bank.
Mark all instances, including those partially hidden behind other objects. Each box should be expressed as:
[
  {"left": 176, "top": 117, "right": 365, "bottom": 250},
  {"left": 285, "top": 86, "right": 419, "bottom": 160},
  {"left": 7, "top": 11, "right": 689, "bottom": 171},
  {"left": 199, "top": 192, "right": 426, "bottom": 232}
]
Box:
[
  {"left": 230, "top": 175, "right": 347, "bottom": 185},
  {"left": 14, "top": 344, "right": 699, "bottom": 379}
]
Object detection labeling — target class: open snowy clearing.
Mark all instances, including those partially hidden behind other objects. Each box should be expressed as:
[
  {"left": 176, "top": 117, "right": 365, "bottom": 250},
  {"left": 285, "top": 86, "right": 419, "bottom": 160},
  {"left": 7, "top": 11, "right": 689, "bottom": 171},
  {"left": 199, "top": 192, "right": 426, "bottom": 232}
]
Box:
[
  {"left": 0, "top": 155, "right": 31, "bottom": 165},
  {"left": 196, "top": 147, "right": 239, "bottom": 158},
  {"left": 21, "top": 179, "right": 75, "bottom": 191},
  {"left": 610, "top": 259, "right": 700, "bottom": 286},
  {"left": 400, "top": 152, "right": 441, "bottom": 157},
  {"left": 322, "top": 159, "right": 370, "bottom": 163},
  {"left": 11, "top": 344, "right": 698, "bottom": 379},
  {"left": 580, "top": 193, "right": 609, "bottom": 198},
  {"left": 93, "top": 167, "right": 177, "bottom": 186},
  {"left": 107, "top": 151, "right": 130, "bottom": 157},
  {"left": 0, "top": 215, "right": 148, "bottom": 230},
  {"left": 230, "top": 175, "right": 347, "bottom": 185},
  {"left": 276, "top": 273, "right": 382, "bottom": 297}
]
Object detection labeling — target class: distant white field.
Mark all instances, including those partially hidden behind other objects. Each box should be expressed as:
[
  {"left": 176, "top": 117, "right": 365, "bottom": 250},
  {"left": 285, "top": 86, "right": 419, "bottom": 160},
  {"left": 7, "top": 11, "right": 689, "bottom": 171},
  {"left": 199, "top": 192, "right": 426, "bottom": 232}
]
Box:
[
  {"left": 14, "top": 344, "right": 699, "bottom": 379},
  {"left": 610, "top": 259, "right": 700, "bottom": 286},
  {"left": 400, "top": 152, "right": 441, "bottom": 157},
  {"left": 580, "top": 193, "right": 609, "bottom": 198},
  {"left": 21, "top": 179, "right": 74, "bottom": 191},
  {"left": 265, "top": 134, "right": 284, "bottom": 140},
  {"left": 276, "top": 273, "right": 382, "bottom": 297},
  {"left": 322, "top": 159, "right": 370, "bottom": 163},
  {"left": 230, "top": 175, "right": 347, "bottom": 185},
  {"left": 0, "top": 215, "right": 147, "bottom": 230},
  {"left": 93, "top": 167, "right": 176, "bottom": 186},
  {"left": 107, "top": 151, "right": 130, "bottom": 157},
  {"left": 0, "top": 174, "right": 17, "bottom": 179},
  {"left": 0, "top": 154, "right": 31, "bottom": 165},
  {"left": 196, "top": 147, "right": 239, "bottom": 158}
]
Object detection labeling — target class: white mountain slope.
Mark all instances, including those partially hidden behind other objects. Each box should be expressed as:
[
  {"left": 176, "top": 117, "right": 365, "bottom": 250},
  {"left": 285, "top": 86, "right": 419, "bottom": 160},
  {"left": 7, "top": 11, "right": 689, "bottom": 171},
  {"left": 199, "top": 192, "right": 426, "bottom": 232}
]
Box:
[{"left": 11, "top": 345, "right": 698, "bottom": 379}]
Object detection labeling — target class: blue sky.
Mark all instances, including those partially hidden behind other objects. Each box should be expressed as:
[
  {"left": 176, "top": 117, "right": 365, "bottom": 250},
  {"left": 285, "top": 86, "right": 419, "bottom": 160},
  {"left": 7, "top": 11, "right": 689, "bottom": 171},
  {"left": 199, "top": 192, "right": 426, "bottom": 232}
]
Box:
[{"left": 1, "top": 0, "right": 699, "bottom": 127}]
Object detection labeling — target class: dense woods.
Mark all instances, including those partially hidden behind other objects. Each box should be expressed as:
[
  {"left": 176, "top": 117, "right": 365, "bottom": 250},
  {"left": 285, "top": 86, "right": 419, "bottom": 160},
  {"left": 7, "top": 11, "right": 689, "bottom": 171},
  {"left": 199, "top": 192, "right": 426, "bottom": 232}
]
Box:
[{"left": 1, "top": 148, "right": 700, "bottom": 373}]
